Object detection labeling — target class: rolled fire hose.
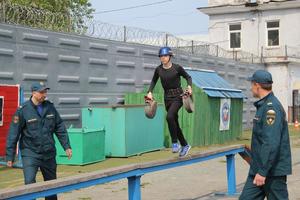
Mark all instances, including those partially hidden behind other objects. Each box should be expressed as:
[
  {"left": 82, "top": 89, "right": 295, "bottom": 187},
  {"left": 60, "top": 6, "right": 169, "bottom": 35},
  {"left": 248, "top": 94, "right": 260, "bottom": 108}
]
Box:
[{"left": 144, "top": 96, "right": 157, "bottom": 119}]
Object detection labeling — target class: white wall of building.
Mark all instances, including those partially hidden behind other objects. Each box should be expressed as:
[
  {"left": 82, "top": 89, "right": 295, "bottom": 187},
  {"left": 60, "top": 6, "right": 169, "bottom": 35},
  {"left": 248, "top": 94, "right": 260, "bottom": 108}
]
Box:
[
  {"left": 266, "top": 63, "right": 289, "bottom": 114},
  {"left": 208, "top": 8, "right": 300, "bottom": 55},
  {"left": 264, "top": 62, "right": 300, "bottom": 115},
  {"left": 200, "top": 1, "right": 300, "bottom": 121},
  {"left": 208, "top": 0, "right": 296, "bottom": 7},
  {"left": 289, "top": 62, "right": 300, "bottom": 91},
  {"left": 208, "top": 0, "right": 247, "bottom": 7}
]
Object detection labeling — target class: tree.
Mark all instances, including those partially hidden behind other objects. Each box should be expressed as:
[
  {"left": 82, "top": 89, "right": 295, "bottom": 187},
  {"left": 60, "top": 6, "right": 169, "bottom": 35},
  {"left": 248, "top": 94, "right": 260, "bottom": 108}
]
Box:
[{"left": 0, "top": 0, "right": 94, "bottom": 33}]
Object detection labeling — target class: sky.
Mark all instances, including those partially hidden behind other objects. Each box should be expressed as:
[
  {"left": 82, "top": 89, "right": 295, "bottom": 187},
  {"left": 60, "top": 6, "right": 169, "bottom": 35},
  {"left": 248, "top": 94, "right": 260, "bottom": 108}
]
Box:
[{"left": 89, "top": 0, "right": 209, "bottom": 37}]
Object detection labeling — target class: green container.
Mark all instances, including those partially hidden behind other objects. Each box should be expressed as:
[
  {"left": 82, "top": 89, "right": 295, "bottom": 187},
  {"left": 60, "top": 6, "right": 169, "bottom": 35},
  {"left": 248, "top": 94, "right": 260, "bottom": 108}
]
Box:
[
  {"left": 82, "top": 105, "right": 165, "bottom": 157},
  {"left": 55, "top": 128, "right": 105, "bottom": 165}
]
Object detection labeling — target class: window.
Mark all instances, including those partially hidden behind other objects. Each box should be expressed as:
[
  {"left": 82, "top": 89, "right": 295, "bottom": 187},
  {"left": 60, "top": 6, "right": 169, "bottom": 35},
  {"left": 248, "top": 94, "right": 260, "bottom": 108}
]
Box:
[
  {"left": 267, "top": 21, "right": 279, "bottom": 46},
  {"left": 229, "top": 23, "right": 241, "bottom": 49}
]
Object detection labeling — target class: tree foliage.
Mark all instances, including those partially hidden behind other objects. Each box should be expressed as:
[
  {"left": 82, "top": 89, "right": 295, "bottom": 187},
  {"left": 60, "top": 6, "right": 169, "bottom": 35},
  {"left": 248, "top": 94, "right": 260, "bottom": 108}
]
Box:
[{"left": 0, "top": 0, "right": 94, "bottom": 33}]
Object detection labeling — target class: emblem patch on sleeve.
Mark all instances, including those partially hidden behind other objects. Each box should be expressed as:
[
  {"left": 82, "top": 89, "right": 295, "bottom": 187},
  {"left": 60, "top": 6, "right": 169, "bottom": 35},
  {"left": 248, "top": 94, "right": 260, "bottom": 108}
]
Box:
[
  {"left": 13, "top": 116, "right": 19, "bottom": 124},
  {"left": 266, "top": 109, "right": 276, "bottom": 125}
]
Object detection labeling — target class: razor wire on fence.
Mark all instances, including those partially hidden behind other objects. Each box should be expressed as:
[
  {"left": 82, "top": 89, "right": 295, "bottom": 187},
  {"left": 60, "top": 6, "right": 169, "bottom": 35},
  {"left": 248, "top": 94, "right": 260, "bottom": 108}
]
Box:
[
  {"left": 1, "top": 1, "right": 299, "bottom": 63},
  {"left": 0, "top": 1, "right": 261, "bottom": 63},
  {"left": 0, "top": 1, "right": 73, "bottom": 32}
]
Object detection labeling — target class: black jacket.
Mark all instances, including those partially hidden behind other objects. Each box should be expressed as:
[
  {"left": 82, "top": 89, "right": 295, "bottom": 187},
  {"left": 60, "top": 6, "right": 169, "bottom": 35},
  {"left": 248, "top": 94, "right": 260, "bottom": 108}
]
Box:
[{"left": 6, "top": 99, "right": 71, "bottom": 161}]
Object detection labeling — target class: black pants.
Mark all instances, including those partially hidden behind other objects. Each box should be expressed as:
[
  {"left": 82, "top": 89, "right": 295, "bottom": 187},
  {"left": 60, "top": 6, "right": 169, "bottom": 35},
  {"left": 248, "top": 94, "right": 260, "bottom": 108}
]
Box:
[
  {"left": 164, "top": 97, "right": 188, "bottom": 146},
  {"left": 22, "top": 156, "right": 57, "bottom": 200},
  {"left": 239, "top": 175, "right": 288, "bottom": 200}
]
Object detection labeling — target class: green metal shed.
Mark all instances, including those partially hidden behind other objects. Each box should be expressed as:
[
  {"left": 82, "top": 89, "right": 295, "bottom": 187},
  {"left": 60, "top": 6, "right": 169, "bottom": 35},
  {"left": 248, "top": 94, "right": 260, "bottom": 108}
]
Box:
[{"left": 125, "top": 68, "right": 245, "bottom": 147}]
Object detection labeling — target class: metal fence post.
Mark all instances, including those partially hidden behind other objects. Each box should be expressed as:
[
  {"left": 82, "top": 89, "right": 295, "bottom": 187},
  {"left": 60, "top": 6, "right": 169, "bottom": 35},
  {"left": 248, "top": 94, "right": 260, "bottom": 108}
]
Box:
[
  {"left": 261, "top": 46, "right": 264, "bottom": 63},
  {"left": 124, "top": 26, "right": 127, "bottom": 42},
  {"left": 285, "top": 45, "right": 288, "bottom": 59},
  {"left": 165, "top": 34, "right": 168, "bottom": 46},
  {"left": 128, "top": 175, "right": 142, "bottom": 200},
  {"left": 191, "top": 40, "right": 194, "bottom": 54},
  {"left": 67, "top": 15, "right": 71, "bottom": 32},
  {"left": 226, "top": 154, "right": 237, "bottom": 196},
  {"left": 232, "top": 48, "right": 235, "bottom": 60},
  {"left": 1, "top": 1, "right": 6, "bottom": 23}
]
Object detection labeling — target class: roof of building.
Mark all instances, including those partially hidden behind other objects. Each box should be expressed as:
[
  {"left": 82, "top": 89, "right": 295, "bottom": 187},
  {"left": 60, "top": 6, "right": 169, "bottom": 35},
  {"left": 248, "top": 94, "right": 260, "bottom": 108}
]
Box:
[
  {"left": 197, "top": 0, "right": 300, "bottom": 15},
  {"left": 186, "top": 68, "right": 245, "bottom": 99}
]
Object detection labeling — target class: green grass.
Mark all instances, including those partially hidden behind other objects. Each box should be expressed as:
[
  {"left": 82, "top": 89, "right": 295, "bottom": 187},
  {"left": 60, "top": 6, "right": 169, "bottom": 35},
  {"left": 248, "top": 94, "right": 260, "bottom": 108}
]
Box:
[{"left": 0, "top": 126, "right": 298, "bottom": 189}]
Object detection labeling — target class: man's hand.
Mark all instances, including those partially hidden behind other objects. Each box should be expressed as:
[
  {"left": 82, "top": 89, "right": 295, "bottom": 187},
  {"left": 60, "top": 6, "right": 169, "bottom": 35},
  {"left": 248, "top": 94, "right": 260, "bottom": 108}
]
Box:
[
  {"left": 65, "top": 148, "right": 72, "bottom": 160},
  {"left": 187, "top": 85, "right": 192, "bottom": 95},
  {"left": 146, "top": 92, "right": 153, "bottom": 100},
  {"left": 253, "top": 173, "right": 266, "bottom": 187},
  {"left": 7, "top": 161, "right": 13, "bottom": 167}
]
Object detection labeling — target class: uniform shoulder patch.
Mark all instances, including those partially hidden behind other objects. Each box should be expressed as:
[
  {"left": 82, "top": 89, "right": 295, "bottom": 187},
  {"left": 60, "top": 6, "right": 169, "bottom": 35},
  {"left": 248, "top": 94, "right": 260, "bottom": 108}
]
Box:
[
  {"left": 13, "top": 115, "right": 19, "bottom": 124},
  {"left": 266, "top": 109, "right": 276, "bottom": 125}
]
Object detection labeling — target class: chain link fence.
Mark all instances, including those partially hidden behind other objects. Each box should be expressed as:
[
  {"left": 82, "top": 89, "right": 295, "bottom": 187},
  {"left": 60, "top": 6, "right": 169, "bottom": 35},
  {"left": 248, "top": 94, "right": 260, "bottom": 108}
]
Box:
[{"left": 6, "top": 1, "right": 300, "bottom": 64}]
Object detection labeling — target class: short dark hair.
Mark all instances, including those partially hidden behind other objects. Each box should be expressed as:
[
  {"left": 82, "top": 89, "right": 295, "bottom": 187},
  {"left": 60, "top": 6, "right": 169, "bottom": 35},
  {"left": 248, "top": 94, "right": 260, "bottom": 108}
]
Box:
[{"left": 259, "top": 83, "right": 272, "bottom": 91}]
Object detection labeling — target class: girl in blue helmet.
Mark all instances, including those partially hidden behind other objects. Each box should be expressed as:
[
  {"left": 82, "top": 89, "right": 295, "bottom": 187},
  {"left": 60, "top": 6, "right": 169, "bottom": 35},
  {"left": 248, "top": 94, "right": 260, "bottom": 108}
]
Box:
[{"left": 147, "top": 47, "right": 192, "bottom": 157}]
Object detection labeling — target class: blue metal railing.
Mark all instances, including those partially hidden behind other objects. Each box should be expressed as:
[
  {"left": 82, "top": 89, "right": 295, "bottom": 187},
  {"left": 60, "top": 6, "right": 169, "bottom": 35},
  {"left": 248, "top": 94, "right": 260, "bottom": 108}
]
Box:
[{"left": 0, "top": 145, "right": 247, "bottom": 200}]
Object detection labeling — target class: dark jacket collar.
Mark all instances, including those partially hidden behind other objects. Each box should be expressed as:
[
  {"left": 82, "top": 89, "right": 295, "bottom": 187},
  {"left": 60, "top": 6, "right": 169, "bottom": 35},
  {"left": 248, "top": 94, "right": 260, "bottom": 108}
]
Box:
[
  {"left": 29, "top": 97, "right": 48, "bottom": 117},
  {"left": 254, "top": 92, "right": 274, "bottom": 108},
  {"left": 29, "top": 97, "right": 43, "bottom": 107}
]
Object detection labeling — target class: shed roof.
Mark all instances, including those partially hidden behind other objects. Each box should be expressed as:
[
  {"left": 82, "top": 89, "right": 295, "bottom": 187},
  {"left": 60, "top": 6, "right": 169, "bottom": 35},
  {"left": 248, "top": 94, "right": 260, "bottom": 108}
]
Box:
[{"left": 186, "top": 68, "right": 245, "bottom": 99}]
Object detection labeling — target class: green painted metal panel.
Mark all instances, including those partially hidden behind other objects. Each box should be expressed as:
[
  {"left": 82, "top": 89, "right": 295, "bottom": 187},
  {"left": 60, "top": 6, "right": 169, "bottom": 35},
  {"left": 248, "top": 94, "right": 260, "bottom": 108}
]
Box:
[
  {"left": 125, "top": 107, "right": 164, "bottom": 156},
  {"left": 82, "top": 108, "right": 116, "bottom": 156},
  {"left": 82, "top": 105, "right": 165, "bottom": 157},
  {"left": 111, "top": 108, "right": 127, "bottom": 157},
  {"left": 55, "top": 128, "right": 105, "bottom": 165}
]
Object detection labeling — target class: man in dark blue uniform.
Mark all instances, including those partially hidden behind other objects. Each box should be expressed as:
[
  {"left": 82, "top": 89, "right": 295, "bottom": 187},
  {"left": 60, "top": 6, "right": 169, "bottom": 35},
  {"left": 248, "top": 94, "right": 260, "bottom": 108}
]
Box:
[
  {"left": 6, "top": 82, "right": 72, "bottom": 200},
  {"left": 239, "top": 70, "right": 292, "bottom": 200}
]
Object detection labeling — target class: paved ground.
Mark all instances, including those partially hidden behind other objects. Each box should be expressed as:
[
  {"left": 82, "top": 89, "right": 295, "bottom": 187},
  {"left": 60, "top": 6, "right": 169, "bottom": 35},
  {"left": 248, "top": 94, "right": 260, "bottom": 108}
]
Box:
[{"left": 58, "top": 147, "right": 300, "bottom": 200}]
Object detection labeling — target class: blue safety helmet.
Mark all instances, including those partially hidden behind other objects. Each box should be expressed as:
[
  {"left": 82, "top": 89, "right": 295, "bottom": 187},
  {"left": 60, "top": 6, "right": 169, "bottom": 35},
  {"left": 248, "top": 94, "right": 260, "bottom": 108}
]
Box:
[{"left": 158, "top": 47, "right": 173, "bottom": 57}]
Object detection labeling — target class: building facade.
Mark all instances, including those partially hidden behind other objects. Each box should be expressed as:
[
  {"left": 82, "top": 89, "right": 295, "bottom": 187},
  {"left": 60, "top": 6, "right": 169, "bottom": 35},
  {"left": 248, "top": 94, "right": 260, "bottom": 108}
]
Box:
[{"left": 198, "top": 0, "right": 300, "bottom": 122}]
